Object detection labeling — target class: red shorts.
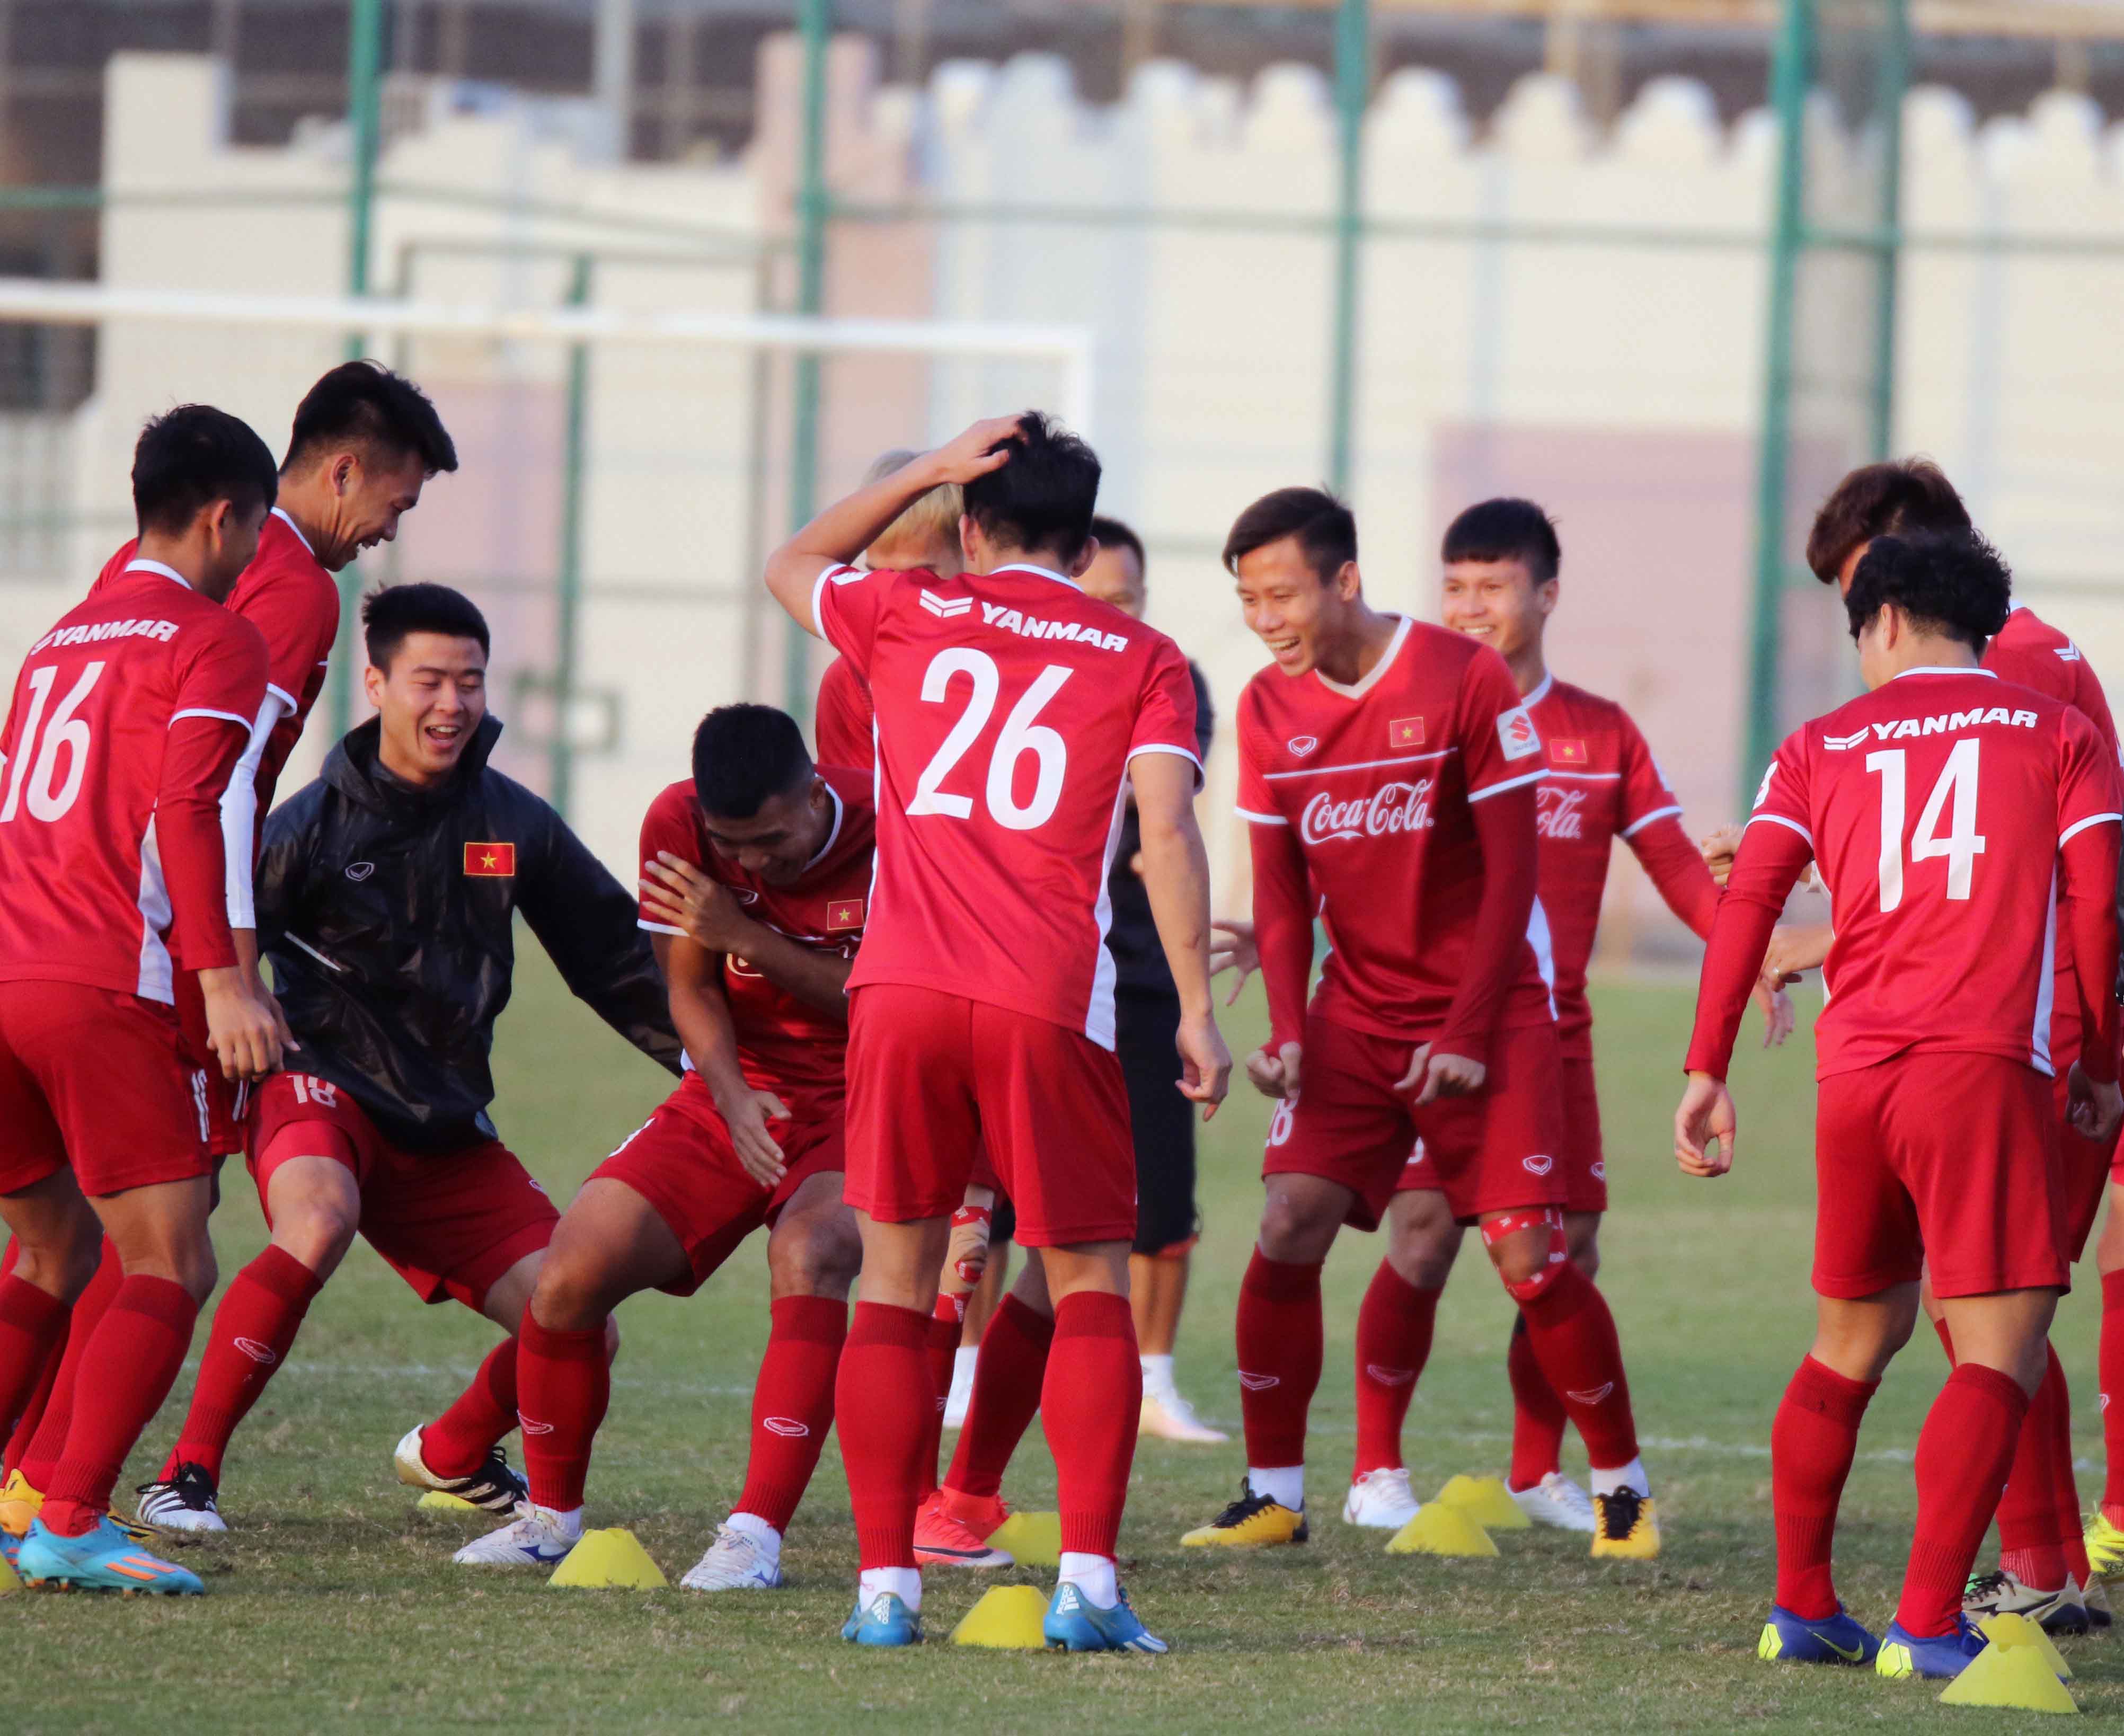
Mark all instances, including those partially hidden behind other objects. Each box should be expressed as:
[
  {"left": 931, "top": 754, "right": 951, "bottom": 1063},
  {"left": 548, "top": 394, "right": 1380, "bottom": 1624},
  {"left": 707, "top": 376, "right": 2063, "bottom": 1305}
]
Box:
[
  {"left": 590, "top": 1074, "right": 846, "bottom": 1297},
  {"left": 246, "top": 1072, "right": 559, "bottom": 1310},
  {"left": 2051, "top": 1052, "right": 2122, "bottom": 1262},
  {"left": 1813, "top": 1052, "right": 2067, "bottom": 1301},
  {"left": 1270, "top": 1013, "right": 1566, "bottom": 1231},
  {"left": 1399, "top": 1050, "right": 1603, "bottom": 1215},
  {"left": 0, "top": 980, "right": 213, "bottom": 1198},
  {"left": 171, "top": 968, "right": 245, "bottom": 1156},
  {"left": 845, "top": 985, "right": 1136, "bottom": 1247}
]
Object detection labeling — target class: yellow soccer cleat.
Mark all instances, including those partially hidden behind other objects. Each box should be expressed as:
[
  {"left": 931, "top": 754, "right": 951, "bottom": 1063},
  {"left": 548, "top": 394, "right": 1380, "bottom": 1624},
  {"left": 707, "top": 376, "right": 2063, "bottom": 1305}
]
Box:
[
  {"left": 1180, "top": 1479, "right": 1308, "bottom": 1548},
  {"left": 0, "top": 1469, "right": 39, "bottom": 1539},
  {"left": 2083, "top": 1507, "right": 2124, "bottom": 1582},
  {"left": 1589, "top": 1489, "right": 1660, "bottom": 1560}
]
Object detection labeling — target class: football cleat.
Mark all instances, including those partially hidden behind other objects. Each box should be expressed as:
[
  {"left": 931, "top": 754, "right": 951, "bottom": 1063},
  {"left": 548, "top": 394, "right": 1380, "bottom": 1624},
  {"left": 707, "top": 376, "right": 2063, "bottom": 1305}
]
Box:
[
  {"left": 1511, "top": 1470, "right": 1597, "bottom": 1534},
  {"left": 928, "top": 1485, "right": 1010, "bottom": 1543},
  {"left": 0, "top": 1468, "right": 40, "bottom": 1539},
  {"left": 842, "top": 1590, "right": 923, "bottom": 1646},
  {"left": 135, "top": 1462, "right": 228, "bottom": 1536},
  {"left": 2084, "top": 1507, "right": 2124, "bottom": 1581},
  {"left": 1341, "top": 1467, "right": 1420, "bottom": 1531},
  {"left": 1590, "top": 1488, "right": 1660, "bottom": 1560},
  {"left": 1963, "top": 1566, "right": 2088, "bottom": 1635},
  {"left": 1875, "top": 1616, "right": 1986, "bottom": 1680},
  {"left": 0, "top": 1524, "right": 20, "bottom": 1573},
  {"left": 16, "top": 1516, "right": 203, "bottom": 1595},
  {"left": 1139, "top": 1389, "right": 1228, "bottom": 1444},
  {"left": 914, "top": 1502, "right": 1013, "bottom": 1569},
  {"left": 450, "top": 1507, "right": 580, "bottom": 1568},
  {"left": 1758, "top": 1602, "right": 1879, "bottom": 1666},
  {"left": 2083, "top": 1575, "right": 2113, "bottom": 1629},
  {"left": 680, "top": 1524, "right": 784, "bottom": 1591},
  {"left": 1043, "top": 1582, "right": 1170, "bottom": 1653},
  {"left": 393, "top": 1424, "right": 528, "bottom": 1514},
  {"left": 1180, "top": 1479, "right": 1308, "bottom": 1547}
]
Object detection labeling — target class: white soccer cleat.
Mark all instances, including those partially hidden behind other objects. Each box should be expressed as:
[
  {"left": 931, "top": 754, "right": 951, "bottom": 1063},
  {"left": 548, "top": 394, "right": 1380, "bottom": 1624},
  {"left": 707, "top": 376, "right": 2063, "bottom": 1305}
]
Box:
[
  {"left": 943, "top": 1355, "right": 976, "bottom": 1430},
  {"left": 1140, "top": 1387, "right": 1229, "bottom": 1444},
  {"left": 135, "top": 1462, "right": 229, "bottom": 1535},
  {"left": 393, "top": 1423, "right": 528, "bottom": 1514},
  {"left": 1341, "top": 1466, "right": 1421, "bottom": 1530},
  {"left": 1963, "top": 1567, "right": 2090, "bottom": 1635},
  {"left": 680, "top": 1523, "right": 785, "bottom": 1591},
  {"left": 1511, "top": 1470, "right": 1596, "bottom": 1534},
  {"left": 451, "top": 1506, "right": 581, "bottom": 1569}
]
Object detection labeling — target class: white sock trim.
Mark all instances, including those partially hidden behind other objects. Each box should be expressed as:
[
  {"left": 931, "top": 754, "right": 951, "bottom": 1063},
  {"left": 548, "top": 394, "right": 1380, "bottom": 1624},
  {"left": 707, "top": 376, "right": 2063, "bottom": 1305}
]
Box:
[
  {"left": 725, "top": 1510, "right": 782, "bottom": 1560},
  {"left": 1248, "top": 1465, "right": 1305, "bottom": 1510},
  {"left": 858, "top": 1565, "right": 922, "bottom": 1613},
  {"left": 1589, "top": 1458, "right": 1649, "bottom": 1499},
  {"left": 1058, "top": 1551, "right": 1118, "bottom": 1607}
]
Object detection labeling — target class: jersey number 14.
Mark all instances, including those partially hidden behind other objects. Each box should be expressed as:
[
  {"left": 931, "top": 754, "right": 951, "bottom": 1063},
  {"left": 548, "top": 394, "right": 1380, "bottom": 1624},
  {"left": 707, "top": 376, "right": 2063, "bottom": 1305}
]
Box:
[{"left": 1866, "top": 739, "right": 1985, "bottom": 913}]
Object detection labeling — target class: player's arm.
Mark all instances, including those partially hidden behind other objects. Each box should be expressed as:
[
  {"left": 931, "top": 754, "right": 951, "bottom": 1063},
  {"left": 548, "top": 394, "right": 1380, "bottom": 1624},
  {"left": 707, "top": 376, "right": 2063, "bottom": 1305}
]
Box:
[
  {"left": 763, "top": 415, "right": 1023, "bottom": 634},
  {"left": 1132, "top": 748, "right": 1232, "bottom": 1120},
  {"left": 2057, "top": 710, "right": 2124, "bottom": 1138},
  {"left": 650, "top": 932, "right": 788, "bottom": 1186},
  {"left": 1626, "top": 813, "right": 1795, "bottom": 1047},
  {"left": 639, "top": 852, "right": 852, "bottom": 1017}
]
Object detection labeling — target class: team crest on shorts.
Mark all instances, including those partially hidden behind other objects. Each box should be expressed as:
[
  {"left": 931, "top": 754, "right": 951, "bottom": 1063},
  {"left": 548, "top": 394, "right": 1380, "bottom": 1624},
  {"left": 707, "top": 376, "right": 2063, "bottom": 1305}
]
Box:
[
  {"left": 464, "top": 842, "right": 516, "bottom": 876},
  {"left": 1521, "top": 1153, "right": 1554, "bottom": 1176}
]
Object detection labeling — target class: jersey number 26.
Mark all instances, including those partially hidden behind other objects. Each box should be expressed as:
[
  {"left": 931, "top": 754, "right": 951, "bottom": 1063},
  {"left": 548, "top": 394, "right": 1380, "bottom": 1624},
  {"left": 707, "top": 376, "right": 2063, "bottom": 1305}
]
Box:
[{"left": 907, "top": 648, "right": 1073, "bottom": 832}]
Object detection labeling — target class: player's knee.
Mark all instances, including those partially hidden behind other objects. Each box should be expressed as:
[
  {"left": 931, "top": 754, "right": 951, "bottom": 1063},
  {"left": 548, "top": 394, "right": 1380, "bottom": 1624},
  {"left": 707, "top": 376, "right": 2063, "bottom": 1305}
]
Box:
[
  {"left": 1386, "top": 1202, "right": 1459, "bottom": 1289},
  {"left": 528, "top": 1248, "right": 621, "bottom": 1333},
  {"left": 1481, "top": 1210, "right": 1569, "bottom": 1302},
  {"left": 1257, "top": 1192, "right": 1338, "bottom": 1263},
  {"left": 769, "top": 1214, "right": 862, "bottom": 1299}
]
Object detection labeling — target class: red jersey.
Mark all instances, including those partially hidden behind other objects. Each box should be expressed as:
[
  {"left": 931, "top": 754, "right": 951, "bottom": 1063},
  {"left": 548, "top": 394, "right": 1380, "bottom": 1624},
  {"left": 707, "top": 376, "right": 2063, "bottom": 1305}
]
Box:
[
  {"left": 97, "top": 509, "right": 340, "bottom": 818},
  {"left": 815, "top": 655, "right": 874, "bottom": 773},
  {"left": 812, "top": 560, "right": 1201, "bottom": 1048},
  {"left": 1985, "top": 605, "right": 2123, "bottom": 768},
  {"left": 1525, "top": 672, "right": 1719, "bottom": 1059},
  {"left": 0, "top": 563, "right": 268, "bottom": 1003},
  {"left": 1687, "top": 667, "right": 2121, "bottom": 1080},
  {"left": 637, "top": 766, "right": 875, "bottom": 1098},
  {"left": 1236, "top": 615, "right": 1552, "bottom": 1044}
]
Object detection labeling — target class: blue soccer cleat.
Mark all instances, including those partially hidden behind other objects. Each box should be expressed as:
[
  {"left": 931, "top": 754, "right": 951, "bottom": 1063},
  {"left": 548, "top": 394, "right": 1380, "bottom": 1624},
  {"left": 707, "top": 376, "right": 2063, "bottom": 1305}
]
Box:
[
  {"left": 1043, "top": 1582, "right": 1171, "bottom": 1654},
  {"left": 0, "top": 1526, "right": 21, "bottom": 1574},
  {"left": 1757, "top": 1603, "right": 1879, "bottom": 1666},
  {"left": 841, "top": 1590, "right": 923, "bottom": 1647},
  {"left": 15, "top": 1517, "right": 203, "bottom": 1595},
  {"left": 1875, "top": 1616, "right": 1987, "bottom": 1680}
]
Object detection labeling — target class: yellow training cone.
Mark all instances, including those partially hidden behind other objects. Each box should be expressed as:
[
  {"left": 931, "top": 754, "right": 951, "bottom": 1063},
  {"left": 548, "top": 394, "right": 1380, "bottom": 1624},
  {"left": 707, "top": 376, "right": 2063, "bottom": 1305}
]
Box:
[
  {"left": 1939, "top": 1640, "right": 2078, "bottom": 1714},
  {"left": 951, "top": 1584, "right": 1049, "bottom": 1649},
  {"left": 1436, "top": 1474, "right": 1531, "bottom": 1531},
  {"left": 416, "top": 1490, "right": 481, "bottom": 1513},
  {"left": 1979, "top": 1611, "right": 2072, "bottom": 1681},
  {"left": 0, "top": 1552, "right": 22, "bottom": 1595},
  {"left": 1385, "top": 1503, "right": 1499, "bottom": 1557},
  {"left": 988, "top": 1511, "right": 1061, "bottom": 1568},
  {"left": 547, "top": 1527, "right": 667, "bottom": 1590}
]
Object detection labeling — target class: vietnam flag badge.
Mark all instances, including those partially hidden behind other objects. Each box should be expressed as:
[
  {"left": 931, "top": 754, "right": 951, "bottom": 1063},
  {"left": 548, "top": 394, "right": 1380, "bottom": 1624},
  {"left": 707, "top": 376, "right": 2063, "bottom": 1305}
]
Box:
[
  {"left": 1550, "top": 738, "right": 1588, "bottom": 766},
  {"left": 827, "top": 897, "right": 866, "bottom": 932},
  {"left": 1388, "top": 716, "right": 1424, "bottom": 749},
  {"left": 464, "top": 842, "right": 516, "bottom": 877}
]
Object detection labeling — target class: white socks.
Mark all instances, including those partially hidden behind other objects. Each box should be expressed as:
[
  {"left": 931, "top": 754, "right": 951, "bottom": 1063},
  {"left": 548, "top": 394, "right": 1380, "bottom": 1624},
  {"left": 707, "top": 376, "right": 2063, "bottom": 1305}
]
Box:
[
  {"left": 1058, "top": 1551, "right": 1118, "bottom": 1608},
  {"left": 1248, "top": 1465, "right": 1305, "bottom": 1510},
  {"left": 1590, "top": 1458, "right": 1650, "bottom": 1499},
  {"left": 536, "top": 1504, "right": 585, "bottom": 1540},
  {"left": 859, "top": 1565, "right": 921, "bottom": 1611},
  {"left": 727, "top": 1510, "right": 783, "bottom": 1565},
  {"left": 1140, "top": 1352, "right": 1176, "bottom": 1396}
]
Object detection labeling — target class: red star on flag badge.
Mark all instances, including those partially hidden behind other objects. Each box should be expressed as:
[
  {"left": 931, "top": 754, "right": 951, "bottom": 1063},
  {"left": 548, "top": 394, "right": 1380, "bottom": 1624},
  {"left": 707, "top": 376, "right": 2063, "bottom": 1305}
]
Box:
[
  {"left": 463, "top": 842, "right": 515, "bottom": 877},
  {"left": 827, "top": 898, "right": 866, "bottom": 931},
  {"left": 1550, "top": 738, "right": 1588, "bottom": 765},
  {"left": 1389, "top": 716, "right": 1424, "bottom": 749}
]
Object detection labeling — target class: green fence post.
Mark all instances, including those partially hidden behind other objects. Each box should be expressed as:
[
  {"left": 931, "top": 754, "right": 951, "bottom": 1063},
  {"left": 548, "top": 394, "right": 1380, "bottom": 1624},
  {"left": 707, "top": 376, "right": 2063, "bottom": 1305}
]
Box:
[
  {"left": 1867, "top": 0, "right": 1910, "bottom": 460},
  {"left": 783, "top": 0, "right": 831, "bottom": 722},
  {"left": 1328, "top": 0, "right": 1369, "bottom": 495},
  {"left": 552, "top": 253, "right": 594, "bottom": 820}
]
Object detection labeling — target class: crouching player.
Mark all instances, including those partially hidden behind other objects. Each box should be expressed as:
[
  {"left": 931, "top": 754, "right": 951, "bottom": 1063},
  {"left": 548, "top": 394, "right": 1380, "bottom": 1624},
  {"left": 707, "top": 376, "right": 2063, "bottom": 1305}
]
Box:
[
  {"left": 1679, "top": 529, "right": 2124, "bottom": 1680},
  {"left": 453, "top": 705, "right": 870, "bottom": 1587}
]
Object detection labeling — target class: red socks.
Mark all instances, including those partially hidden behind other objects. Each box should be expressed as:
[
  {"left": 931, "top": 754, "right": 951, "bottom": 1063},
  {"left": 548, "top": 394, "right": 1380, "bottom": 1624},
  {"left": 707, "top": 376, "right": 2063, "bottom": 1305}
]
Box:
[
  {"left": 837, "top": 1301, "right": 933, "bottom": 1570},
  {"left": 42, "top": 1276, "right": 199, "bottom": 1537},
  {"left": 1996, "top": 1344, "right": 2071, "bottom": 1591},
  {"left": 1040, "top": 1291, "right": 1139, "bottom": 1560},
  {"left": 15, "top": 1239, "right": 123, "bottom": 1490},
  {"left": 1898, "top": 1362, "right": 2031, "bottom": 1637},
  {"left": 1506, "top": 1315, "right": 1568, "bottom": 1491},
  {"left": 162, "top": 1245, "right": 322, "bottom": 1482},
  {"left": 1351, "top": 1261, "right": 1438, "bottom": 1478},
  {"left": 917, "top": 1304, "right": 961, "bottom": 1498},
  {"left": 422, "top": 1335, "right": 523, "bottom": 1479},
  {"left": 2102, "top": 1271, "right": 2124, "bottom": 1521},
  {"left": 1515, "top": 1261, "right": 1639, "bottom": 1470},
  {"left": 734, "top": 1295, "right": 845, "bottom": 1531},
  {"left": 0, "top": 1275, "right": 70, "bottom": 1459},
  {"left": 1235, "top": 1248, "right": 1323, "bottom": 1473},
  {"left": 943, "top": 1293, "right": 1053, "bottom": 1500},
  {"left": 515, "top": 1314, "right": 609, "bottom": 1512},
  {"left": 1770, "top": 1355, "right": 1878, "bottom": 1620}
]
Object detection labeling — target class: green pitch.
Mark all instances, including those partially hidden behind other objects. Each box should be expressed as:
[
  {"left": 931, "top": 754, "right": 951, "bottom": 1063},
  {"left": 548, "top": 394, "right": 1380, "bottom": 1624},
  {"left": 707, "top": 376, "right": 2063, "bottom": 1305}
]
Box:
[{"left": 10, "top": 958, "right": 2113, "bottom": 1732}]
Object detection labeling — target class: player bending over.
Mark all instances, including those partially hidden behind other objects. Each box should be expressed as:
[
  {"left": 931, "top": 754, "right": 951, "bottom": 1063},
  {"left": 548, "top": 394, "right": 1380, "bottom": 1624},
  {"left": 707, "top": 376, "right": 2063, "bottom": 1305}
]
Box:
[
  {"left": 132, "top": 583, "right": 680, "bottom": 1534},
  {"left": 1184, "top": 486, "right": 1657, "bottom": 1561},
  {"left": 766, "top": 411, "right": 1229, "bottom": 1651},
  {"left": 1680, "top": 528, "right": 2123, "bottom": 1680},
  {"left": 452, "top": 705, "right": 871, "bottom": 1583},
  {"left": 0, "top": 406, "right": 285, "bottom": 1592}
]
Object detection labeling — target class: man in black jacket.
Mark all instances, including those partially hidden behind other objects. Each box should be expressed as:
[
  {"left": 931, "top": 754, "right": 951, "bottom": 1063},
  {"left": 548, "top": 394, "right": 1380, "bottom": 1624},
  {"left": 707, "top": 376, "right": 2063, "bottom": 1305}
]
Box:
[{"left": 135, "top": 584, "right": 681, "bottom": 1534}]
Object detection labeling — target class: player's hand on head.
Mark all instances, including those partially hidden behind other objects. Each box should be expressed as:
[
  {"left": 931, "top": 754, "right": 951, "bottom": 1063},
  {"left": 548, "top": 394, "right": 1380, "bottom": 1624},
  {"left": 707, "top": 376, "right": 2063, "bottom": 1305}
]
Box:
[
  {"left": 1700, "top": 823, "right": 1744, "bottom": 888},
  {"left": 641, "top": 853, "right": 749, "bottom": 953},
  {"left": 2067, "top": 1062, "right": 2124, "bottom": 1146},
  {"left": 1675, "top": 1073, "right": 1736, "bottom": 1177},
  {"left": 1210, "top": 918, "right": 1260, "bottom": 1006},
  {"left": 930, "top": 415, "right": 1024, "bottom": 485},
  {"left": 1175, "top": 1009, "right": 1232, "bottom": 1121},
  {"left": 1398, "top": 1044, "right": 1485, "bottom": 1105}
]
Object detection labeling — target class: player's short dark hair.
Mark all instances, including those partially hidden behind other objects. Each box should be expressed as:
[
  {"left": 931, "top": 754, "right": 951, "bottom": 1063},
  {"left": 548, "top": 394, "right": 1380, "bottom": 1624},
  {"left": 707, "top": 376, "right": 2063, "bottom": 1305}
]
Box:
[
  {"left": 1090, "top": 514, "right": 1145, "bottom": 577},
  {"left": 132, "top": 404, "right": 279, "bottom": 537},
  {"left": 1440, "top": 497, "right": 1561, "bottom": 584},
  {"left": 1844, "top": 530, "right": 2011, "bottom": 652},
  {"left": 692, "top": 704, "right": 814, "bottom": 820},
  {"left": 285, "top": 360, "right": 459, "bottom": 478},
  {"left": 1807, "top": 459, "right": 1971, "bottom": 584},
  {"left": 961, "top": 411, "right": 1101, "bottom": 564},
  {"left": 1222, "top": 486, "right": 1357, "bottom": 584},
  {"left": 362, "top": 582, "right": 490, "bottom": 669}
]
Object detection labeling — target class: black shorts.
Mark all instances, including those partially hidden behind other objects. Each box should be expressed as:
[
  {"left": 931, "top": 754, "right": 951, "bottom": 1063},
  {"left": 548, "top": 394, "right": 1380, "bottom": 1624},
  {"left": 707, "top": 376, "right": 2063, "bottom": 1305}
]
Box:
[{"left": 1117, "top": 990, "right": 1199, "bottom": 1256}]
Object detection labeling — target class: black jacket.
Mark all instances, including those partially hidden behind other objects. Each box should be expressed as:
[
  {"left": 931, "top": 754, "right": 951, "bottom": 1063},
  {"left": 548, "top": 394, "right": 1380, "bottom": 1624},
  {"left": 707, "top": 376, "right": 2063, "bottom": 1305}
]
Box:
[
  {"left": 1104, "top": 659, "right": 1216, "bottom": 999},
  {"left": 257, "top": 714, "right": 682, "bottom": 1153}
]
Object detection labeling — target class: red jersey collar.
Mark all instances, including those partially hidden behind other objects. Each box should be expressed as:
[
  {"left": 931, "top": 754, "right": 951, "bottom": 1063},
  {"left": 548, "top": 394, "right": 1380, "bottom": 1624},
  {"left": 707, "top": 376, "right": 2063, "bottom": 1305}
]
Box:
[{"left": 1314, "top": 614, "right": 1412, "bottom": 700}]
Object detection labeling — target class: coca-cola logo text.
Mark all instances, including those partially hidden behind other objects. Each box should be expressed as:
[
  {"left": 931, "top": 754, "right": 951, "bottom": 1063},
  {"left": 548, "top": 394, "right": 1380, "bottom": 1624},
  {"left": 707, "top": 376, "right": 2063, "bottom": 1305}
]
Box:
[
  {"left": 1536, "top": 785, "right": 1589, "bottom": 840},
  {"left": 1300, "top": 780, "right": 1435, "bottom": 844}
]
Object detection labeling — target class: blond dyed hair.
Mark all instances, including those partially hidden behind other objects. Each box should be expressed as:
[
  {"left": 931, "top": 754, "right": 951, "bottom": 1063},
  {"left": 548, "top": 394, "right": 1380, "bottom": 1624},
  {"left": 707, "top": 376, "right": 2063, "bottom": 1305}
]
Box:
[{"left": 864, "top": 448, "right": 963, "bottom": 568}]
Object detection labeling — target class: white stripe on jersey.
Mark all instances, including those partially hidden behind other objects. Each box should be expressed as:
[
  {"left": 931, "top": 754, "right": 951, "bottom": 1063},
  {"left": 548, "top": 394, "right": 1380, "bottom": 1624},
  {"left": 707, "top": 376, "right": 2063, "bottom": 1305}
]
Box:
[
  {"left": 2033, "top": 867, "right": 2057, "bottom": 1077},
  {"left": 222, "top": 690, "right": 290, "bottom": 929},
  {"left": 136, "top": 814, "right": 174, "bottom": 1005},
  {"left": 1084, "top": 772, "right": 1131, "bottom": 1050}
]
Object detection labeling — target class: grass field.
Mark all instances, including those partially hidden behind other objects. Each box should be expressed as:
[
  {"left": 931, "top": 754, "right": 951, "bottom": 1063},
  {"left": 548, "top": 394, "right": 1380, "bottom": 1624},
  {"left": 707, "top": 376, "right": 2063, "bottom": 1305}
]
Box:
[{"left": 10, "top": 954, "right": 2119, "bottom": 1733}]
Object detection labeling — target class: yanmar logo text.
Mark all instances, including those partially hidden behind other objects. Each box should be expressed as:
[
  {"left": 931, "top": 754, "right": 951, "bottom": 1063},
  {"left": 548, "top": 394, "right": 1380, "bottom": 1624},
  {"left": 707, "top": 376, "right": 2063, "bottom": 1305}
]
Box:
[
  {"left": 32, "top": 617, "right": 178, "bottom": 652},
  {"left": 979, "top": 601, "right": 1128, "bottom": 654},
  {"left": 1823, "top": 705, "right": 2037, "bottom": 751},
  {"left": 1300, "top": 780, "right": 1435, "bottom": 845}
]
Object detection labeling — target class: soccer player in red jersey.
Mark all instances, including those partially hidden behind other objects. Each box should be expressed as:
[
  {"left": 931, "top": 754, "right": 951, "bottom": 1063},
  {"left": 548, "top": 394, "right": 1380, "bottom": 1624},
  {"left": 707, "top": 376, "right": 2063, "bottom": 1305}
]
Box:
[
  {"left": 450, "top": 704, "right": 872, "bottom": 1584},
  {"left": 1679, "top": 528, "right": 2124, "bottom": 1678},
  {"left": 1341, "top": 498, "right": 1787, "bottom": 1534},
  {"left": 0, "top": 363, "right": 459, "bottom": 1530},
  {"left": 0, "top": 405, "right": 286, "bottom": 1593},
  {"left": 1184, "top": 486, "right": 1657, "bottom": 1561},
  {"left": 766, "top": 411, "right": 1229, "bottom": 1651}
]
